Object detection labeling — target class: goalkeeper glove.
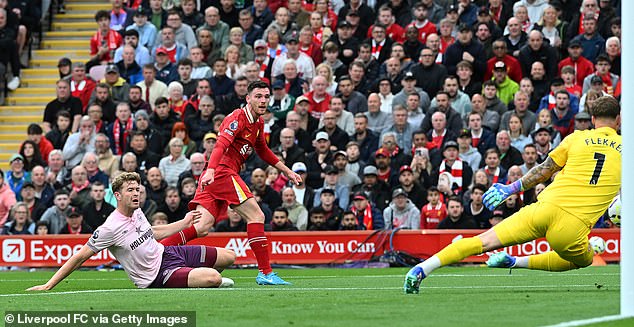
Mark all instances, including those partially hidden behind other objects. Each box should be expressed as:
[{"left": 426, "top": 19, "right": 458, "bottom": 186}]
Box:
[{"left": 483, "top": 180, "right": 523, "bottom": 211}]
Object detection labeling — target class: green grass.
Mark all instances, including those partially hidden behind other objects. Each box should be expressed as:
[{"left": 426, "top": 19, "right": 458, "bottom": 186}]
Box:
[{"left": 0, "top": 265, "right": 629, "bottom": 327}]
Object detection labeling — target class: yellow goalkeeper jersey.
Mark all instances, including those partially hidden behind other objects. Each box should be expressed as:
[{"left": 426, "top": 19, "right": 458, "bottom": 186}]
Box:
[{"left": 537, "top": 127, "right": 622, "bottom": 226}]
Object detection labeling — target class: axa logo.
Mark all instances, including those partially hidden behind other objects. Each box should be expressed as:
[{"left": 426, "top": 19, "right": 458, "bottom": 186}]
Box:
[
  {"left": 2, "top": 239, "right": 25, "bottom": 263},
  {"left": 225, "top": 238, "right": 251, "bottom": 257}
]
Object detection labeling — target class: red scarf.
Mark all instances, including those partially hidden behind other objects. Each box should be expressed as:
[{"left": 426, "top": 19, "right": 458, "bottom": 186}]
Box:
[
  {"left": 371, "top": 39, "right": 384, "bottom": 60},
  {"left": 599, "top": 73, "right": 614, "bottom": 95},
  {"left": 351, "top": 205, "right": 373, "bottom": 230},
  {"left": 72, "top": 180, "right": 90, "bottom": 193},
  {"left": 313, "top": 28, "right": 324, "bottom": 45},
  {"left": 485, "top": 166, "right": 501, "bottom": 184},
  {"left": 112, "top": 117, "right": 133, "bottom": 155},
  {"left": 439, "top": 159, "right": 463, "bottom": 192},
  {"left": 258, "top": 56, "right": 271, "bottom": 78},
  {"left": 300, "top": 44, "right": 314, "bottom": 57}
]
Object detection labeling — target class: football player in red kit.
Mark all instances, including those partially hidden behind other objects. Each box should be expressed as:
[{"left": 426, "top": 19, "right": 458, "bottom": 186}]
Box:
[{"left": 159, "top": 80, "right": 301, "bottom": 285}]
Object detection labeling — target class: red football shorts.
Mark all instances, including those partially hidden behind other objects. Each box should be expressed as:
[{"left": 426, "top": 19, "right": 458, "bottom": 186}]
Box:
[{"left": 189, "top": 169, "right": 253, "bottom": 219}]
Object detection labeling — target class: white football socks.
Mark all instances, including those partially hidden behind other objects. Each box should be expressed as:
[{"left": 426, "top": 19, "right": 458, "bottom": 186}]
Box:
[{"left": 417, "top": 256, "right": 441, "bottom": 276}]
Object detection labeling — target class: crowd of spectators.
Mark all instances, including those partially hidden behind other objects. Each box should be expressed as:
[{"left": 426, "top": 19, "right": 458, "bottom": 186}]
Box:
[{"left": 0, "top": 0, "right": 623, "bottom": 236}]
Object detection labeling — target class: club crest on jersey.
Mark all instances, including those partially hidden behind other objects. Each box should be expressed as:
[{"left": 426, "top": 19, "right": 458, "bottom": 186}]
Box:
[{"left": 229, "top": 120, "right": 239, "bottom": 131}]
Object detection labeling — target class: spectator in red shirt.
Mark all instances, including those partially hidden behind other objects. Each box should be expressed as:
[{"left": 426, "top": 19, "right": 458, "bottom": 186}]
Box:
[
  {"left": 368, "top": 5, "right": 404, "bottom": 43},
  {"left": 69, "top": 62, "right": 97, "bottom": 111},
  {"left": 485, "top": 39, "right": 522, "bottom": 83},
  {"left": 304, "top": 76, "right": 331, "bottom": 120},
  {"left": 557, "top": 39, "right": 594, "bottom": 87},
  {"left": 26, "top": 124, "right": 54, "bottom": 166},
  {"left": 90, "top": 10, "right": 123, "bottom": 65},
  {"left": 406, "top": 2, "right": 436, "bottom": 44},
  {"left": 420, "top": 187, "right": 447, "bottom": 229}
]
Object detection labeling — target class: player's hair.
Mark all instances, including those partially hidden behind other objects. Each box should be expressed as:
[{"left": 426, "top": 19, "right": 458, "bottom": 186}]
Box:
[
  {"left": 112, "top": 172, "right": 141, "bottom": 193},
  {"left": 592, "top": 96, "right": 620, "bottom": 119},
  {"left": 247, "top": 80, "right": 270, "bottom": 94}
]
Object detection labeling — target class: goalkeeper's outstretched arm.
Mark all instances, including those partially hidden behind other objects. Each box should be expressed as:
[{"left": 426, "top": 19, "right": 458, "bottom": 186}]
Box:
[{"left": 520, "top": 157, "right": 563, "bottom": 191}]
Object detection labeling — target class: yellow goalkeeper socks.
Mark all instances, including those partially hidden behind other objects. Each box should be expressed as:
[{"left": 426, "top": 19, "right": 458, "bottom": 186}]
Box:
[{"left": 528, "top": 251, "right": 578, "bottom": 272}]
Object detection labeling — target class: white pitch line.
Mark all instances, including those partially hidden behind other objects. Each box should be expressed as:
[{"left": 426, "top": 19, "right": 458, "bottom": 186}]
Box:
[
  {"left": 541, "top": 314, "right": 629, "bottom": 327},
  {"left": 0, "top": 272, "right": 619, "bottom": 282},
  {"left": 0, "top": 284, "right": 618, "bottom": 297}
]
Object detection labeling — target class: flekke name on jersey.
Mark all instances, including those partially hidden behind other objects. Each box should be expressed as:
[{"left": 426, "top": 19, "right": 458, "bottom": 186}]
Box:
[{"left": 585, "top": 137, "right": 622, "bottom": 153}]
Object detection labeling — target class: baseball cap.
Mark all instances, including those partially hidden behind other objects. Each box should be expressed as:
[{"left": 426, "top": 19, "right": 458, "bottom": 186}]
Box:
[
  {"left": 254, "top": 39, "right": 267, "bottom": 49},
  {"left": 347, "top": 10, "right": 359, "bottom": 17},
  {"left": 363, "top": 165, "right": 378, "bottom": 176},
  {"left": 22, "top": 181, "right": 35, "bottom": 189},
  {"left": 323, "top": 164, "right": 338, "bottom": 174},
  {"left": 399, "top": 165, "right": 413, "bottom": 174},
  {"left": 134, "top": 7, "right": 148, "bottom": 17},
  {"left": 590, "top": 75, "right": 603, "bottom": 85},
  {"left": 443, "top": 140, "right": 459, "bottom": 151},
  {"left": 493, "top": 61, "right": 507, "bottom": 71},
  {"left": 9, "top": 154, "right": 24, "bottom": 163},
  {"left": 272, "top": 79, "right": 285, "bottom": 90},
  {"left": 403, "top": 71, "right": 416, "bottom": 81},
  {"left": 575, "top": 111, "right": 592, "bottom": 121},
  {"left": 204, "top": 132, "right": 217, "bottom": 141},
  {"left": 353, "top": 191, "right": 367, "bottom": 200},
  {"left": 392, "top": 188, "right": 407, "bottom": 198},
  {"left": 68, "top": 206, "right": 83, "bottom": 218},
  {"left": 334, "top": 150, "right": 348, "bottom": 158},
  {"left": 459, "top": 129, "right": 471, "bottom": 138},
  {"left": 321, "top": 188, "right": 336, "bottom": 195},
  {"left": 478, "top": 6, "right": 490, "bottom": 16},
  {"left": 338, "top": 20, "right": 353, "bottom": 29},
  {"left": 57, "top": 57, "right": 71, "bottom": 67},
  {"left": 532, "top": 126, "right": 553, "bottom": 137},
  {"left": 458, "top": 23, "right": 472, "bottom": 32},
  {"left": 568, "top": 39, "right": 582, "bottom": 48},
  {"left": 447, "top": 4, "right": 458, "bottom": 13},
  {"left": 375, "top": 148, "right": 390, "bottom": 158},
  {"left": 156, "top": 48, "right": 168, "bottom": 55},
  {"left": 315, "top": 131, "right": 329, "bottom": 141},
  {"left": 296, "top": 95, "right": 310, "bottom": 104},
  {"left": 292, "top": 162, "right": 307, "bottom": 173},
  {"left": 105, "top": 64, "right": 119, "bottom": 74},
  {"left": 285, "top": 34, "right": 299, "bottom": 44}
]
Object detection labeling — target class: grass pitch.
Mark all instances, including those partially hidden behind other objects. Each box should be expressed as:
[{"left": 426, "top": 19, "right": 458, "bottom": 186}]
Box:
[{"left": 0, "top": 265, "right": 629, "bottom": 327}]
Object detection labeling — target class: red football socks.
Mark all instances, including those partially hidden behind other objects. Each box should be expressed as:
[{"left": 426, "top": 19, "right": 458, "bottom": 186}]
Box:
[
  {"left": 160, "top": 225, "right": 198, "bottom": 246},
  {"left": 247, "top": 222, "right": 272, "bottom": 274}
]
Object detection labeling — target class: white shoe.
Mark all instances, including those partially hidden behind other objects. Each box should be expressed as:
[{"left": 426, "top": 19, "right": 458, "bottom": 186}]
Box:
[
  {"left": 219, "top": 277, "right": 234, "bottom": 288},
  {"left": 7, "top": 76, "right": 20, "bottom": 91}
]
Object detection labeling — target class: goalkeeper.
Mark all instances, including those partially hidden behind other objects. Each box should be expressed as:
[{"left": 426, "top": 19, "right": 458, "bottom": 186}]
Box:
[{"left": 404, "top": 96, "right": 622, "bottom": 294}]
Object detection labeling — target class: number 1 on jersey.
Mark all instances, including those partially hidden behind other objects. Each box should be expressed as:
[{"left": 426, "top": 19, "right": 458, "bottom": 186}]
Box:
[{"left": 590, "top": 152, "right": 605, "bottom": 185}]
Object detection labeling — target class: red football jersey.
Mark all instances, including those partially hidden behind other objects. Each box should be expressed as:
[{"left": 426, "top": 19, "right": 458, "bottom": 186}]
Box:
[
  {"left": 420, "top": 202, "right": 447, "bottom": 229},
  {"left": 210, "top": 107, "right": 278, "bottom": 173}
]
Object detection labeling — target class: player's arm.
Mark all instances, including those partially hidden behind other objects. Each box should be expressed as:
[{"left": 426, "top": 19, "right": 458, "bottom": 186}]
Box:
[
  {"left": 483, "top": 157, "right": 562, "bottom": 210},
  {"left": 152, "top": 210, "right": 201, "bottom": 240},
  {"left": 26, "top": 245, "right": 96, "bottom": 291},
  {"left": 200, "top": 117, "right": 236, "bottom": 186},
  {"left": 254, "top": 130, "right": 303, "bottom": 185},
  {"left": 520, "top": 157, "right": 563, "bottom": 190}
]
